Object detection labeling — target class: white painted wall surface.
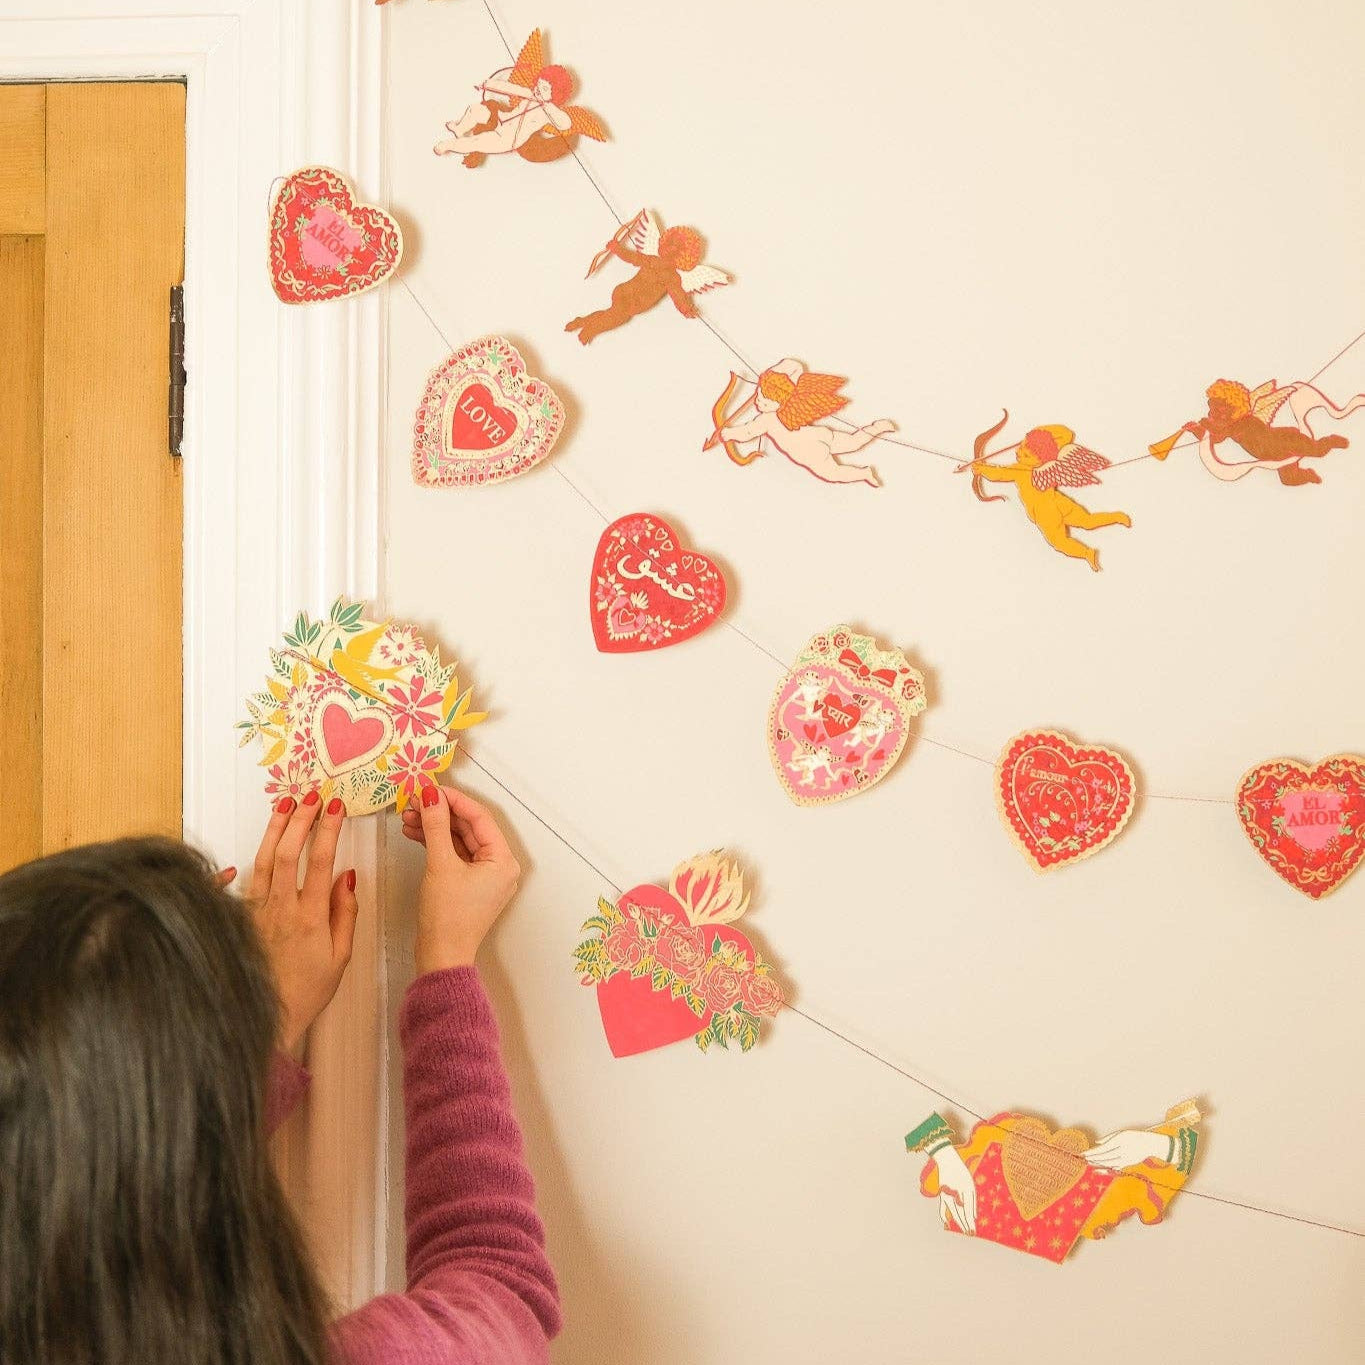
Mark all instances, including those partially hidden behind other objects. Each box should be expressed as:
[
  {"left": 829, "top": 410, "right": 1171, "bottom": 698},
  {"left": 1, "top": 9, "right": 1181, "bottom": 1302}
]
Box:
[{"left": 378, "top": 1, "right": 1365, "bottom": 1360}]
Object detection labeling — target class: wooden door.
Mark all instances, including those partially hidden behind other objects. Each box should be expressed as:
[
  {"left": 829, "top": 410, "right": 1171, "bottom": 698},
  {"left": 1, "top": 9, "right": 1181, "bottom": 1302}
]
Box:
[{"left": 0, "top": 82, "right": 185, "bottom": 871}]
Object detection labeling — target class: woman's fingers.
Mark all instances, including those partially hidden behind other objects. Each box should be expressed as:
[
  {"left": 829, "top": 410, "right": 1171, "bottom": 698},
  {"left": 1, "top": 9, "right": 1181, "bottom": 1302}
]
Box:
[
  {"left": 417, "top": 783, "right": 458, "bottom": 867},
  {"left": 272, "top": 790, "right": 324, "bottom": 889},
  {"left": 443, "top": 787, "right": 513, "bottom": 864},
  {"left": 303, "top": 796, "right": 346, "bottom": 905},
  {"left": 251, "top": 798, "right": 297, "bottom": 899},
  {"left": 329, "top": 868, "right": 360, "bottom": 966},
  {"left": 215, "top": 866, "right": 238, "bottom": 888}
]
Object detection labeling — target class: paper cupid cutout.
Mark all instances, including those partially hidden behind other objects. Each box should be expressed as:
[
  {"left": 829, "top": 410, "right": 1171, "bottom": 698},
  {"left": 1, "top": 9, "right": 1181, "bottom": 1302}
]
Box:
[
  {"left": 1150, "top": 379, "right": 1365, "bottom": 486},
  {"left": 957, "top": 413, "right": 1131, "bottom": 571},
  {"left": 590, "top": 513, "right": 726, "bottom": 652},
  {"left": 1236, "top": 755, "right": 1365, "bottom": 899},
  {"left": 267, "top": 167, "right": 402, "bottom": 305},
  {"left": 573, "top": 852, "right": 785, "bottom": 1058},
  {"left": 768, "top": 627, "right": 927, "bottom": 806},
  {"left": 237, "top": 598, "right": 486, "bottom": 815},
  {"left": 705, "top": 360, "right": 897, "bottom": 488},
  {"left": 995, "top": 729, "right": 1137, "bottom": 872},
  {"left": 434, "top": 29, "right": 606, "bottom": 169},
  {"left": 907, "top": 1100, "right": 1202, "bottom": 1264},
  {"left": 412, "top": 336, "right": 565, "bottom": 487},
  {"left": 566, "top": 209, "right": 730, "bottom": 345}
]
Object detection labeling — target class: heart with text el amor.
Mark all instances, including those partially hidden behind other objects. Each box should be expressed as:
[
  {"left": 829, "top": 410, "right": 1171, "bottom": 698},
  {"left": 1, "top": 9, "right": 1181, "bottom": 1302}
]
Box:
[
  {"left": 1236, "top": 755, "right": 1365, "bottom": 900},
  {"left": 590, "top": 513, "right": 726, "bottom": 653},
  {"left": 995, "top": 729, "right": 1136, "bottom": 871},
  {"left": 268, "top": 166, "right": 402, "bottom": 305}
]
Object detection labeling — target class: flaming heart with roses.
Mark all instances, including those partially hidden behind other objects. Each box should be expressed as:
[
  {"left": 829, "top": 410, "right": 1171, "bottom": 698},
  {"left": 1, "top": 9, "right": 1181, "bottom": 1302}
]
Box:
[
  {"left": 573, "top": 852, "right": 786, "bottom": 1058},
  {"left": 267, "top": 166, "right": 403, "bottom": 304},
  {"left": 412, "top": 335, "right": 566, "bottom": 487},
  {"left": 237, "top": 597, "right": 486, "bottom": 815}
]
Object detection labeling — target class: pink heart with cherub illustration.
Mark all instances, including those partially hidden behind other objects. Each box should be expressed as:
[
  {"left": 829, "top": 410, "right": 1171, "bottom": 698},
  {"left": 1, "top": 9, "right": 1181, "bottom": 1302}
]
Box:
[{"left": 767, "top": 628, "right": 927, "bottom": 807}]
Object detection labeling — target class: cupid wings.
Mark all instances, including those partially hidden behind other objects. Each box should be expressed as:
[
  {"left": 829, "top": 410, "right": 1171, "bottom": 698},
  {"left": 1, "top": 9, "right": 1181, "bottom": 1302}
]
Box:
[
  {"left": 1029, "top": 443, "right": 1110, "bottom": 490},
  {"left": 628, "top": 210, "right": 732, "bottom": 295}
]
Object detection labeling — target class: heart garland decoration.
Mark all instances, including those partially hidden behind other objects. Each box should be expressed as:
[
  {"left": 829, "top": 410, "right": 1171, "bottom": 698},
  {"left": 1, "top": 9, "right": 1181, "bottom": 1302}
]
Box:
[
  {"left": 267, "top": 166, "right": 403, "bottom": 305},
  {"left": 589, "top": 513, "right": 727, "bottom": 652},
  {"left": 994, "top": 729, "right": 1137, "bottom": 871},
  {"left": 237, "top": 597, "right": 486, "bottom": 815},
  {"left": 1235, "top": 755, "right": 1365, "bottom": 899},
  {"left": 572, "top": 852, "right": 785, "bottom": 1058},
  {"left": 412, "top": 336, "right": 566, "bottom": 487},
  {"left": 768, "top": 626, "right": 927, "bottom": 806}
]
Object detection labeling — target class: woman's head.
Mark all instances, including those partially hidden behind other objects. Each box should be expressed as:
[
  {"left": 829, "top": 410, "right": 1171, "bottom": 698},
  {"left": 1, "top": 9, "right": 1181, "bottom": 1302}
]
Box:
[{"left": 0, "top": 837, "right": 328, "bottom": 1365}]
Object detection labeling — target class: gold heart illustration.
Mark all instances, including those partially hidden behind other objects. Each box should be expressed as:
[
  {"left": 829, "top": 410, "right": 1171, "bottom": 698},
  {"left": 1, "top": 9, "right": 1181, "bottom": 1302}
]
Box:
[{"left": 999, "top": 1118, "right": 1090, "bottom": 1220}]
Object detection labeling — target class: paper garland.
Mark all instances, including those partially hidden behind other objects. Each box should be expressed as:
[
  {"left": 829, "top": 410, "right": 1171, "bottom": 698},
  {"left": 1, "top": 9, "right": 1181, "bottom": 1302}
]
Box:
[
  {"left": 267, "top": 166, "right": 402, "bottom": 305},
  {"left": 412, "top": 336, "right": 565, "bottom": 487},
  {"left": 589, "top": 513, "right": 727, "bottom": 652},
  {"left": 237, "top": 598, "right": 485, "bottom": 815},
  {"left": 994, "top": 729, "right": 1137, "bottom": 872},
  {"left": 1236, "top": 755, "right": 1365, "bottom": 900},
  {"left": 768, "top": 627, "right": 927, "bottom": 805},
  {"left": 567, "top": 209, "right": 730, "bottom": 344},
  {"left": 572, "top": 852, "right": 785, "bottom": 1057},
  {"left": 907, "top": 1100, "right": 1202, "bottom": 1264},
  {"left": 704, "top": 360, "right": 898, "bottom": 488},
  {"left": 433, "top": 28, "right": 607, "bottom": 169}
]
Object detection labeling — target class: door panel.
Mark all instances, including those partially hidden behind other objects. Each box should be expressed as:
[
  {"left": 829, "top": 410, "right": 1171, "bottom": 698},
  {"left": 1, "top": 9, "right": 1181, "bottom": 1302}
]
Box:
[{"left": 0, "top": 82, "right": 185, "bottom": 870}]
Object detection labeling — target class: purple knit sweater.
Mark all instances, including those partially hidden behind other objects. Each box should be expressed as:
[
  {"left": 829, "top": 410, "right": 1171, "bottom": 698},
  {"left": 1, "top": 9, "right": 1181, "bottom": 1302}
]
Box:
[{"left": 267, "top": 967, "right": 561, "bottom": 1363}]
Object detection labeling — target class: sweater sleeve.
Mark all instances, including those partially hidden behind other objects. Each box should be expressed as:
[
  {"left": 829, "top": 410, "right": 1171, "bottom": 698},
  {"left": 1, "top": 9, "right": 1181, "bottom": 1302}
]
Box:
[{"left": 331, "top": 966, "right": 562, "bottom": 1365}]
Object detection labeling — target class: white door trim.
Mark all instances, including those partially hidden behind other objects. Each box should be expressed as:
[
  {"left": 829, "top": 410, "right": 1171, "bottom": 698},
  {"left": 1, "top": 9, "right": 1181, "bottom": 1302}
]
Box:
[{"left": 0, "top": 0, "right": 391, "bottom": 1307}]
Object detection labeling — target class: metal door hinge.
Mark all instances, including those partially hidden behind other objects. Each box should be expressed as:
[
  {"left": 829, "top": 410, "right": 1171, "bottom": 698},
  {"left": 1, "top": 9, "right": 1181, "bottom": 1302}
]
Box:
[{"left": 168, "top": 284, "right": 186, "bottom": 458}]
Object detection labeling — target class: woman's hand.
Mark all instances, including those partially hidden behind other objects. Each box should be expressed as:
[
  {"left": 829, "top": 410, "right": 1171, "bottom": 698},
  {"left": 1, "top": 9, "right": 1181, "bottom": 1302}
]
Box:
[
  {"left": 399, "top": 784, "right": 521, "bottom": 974},
  {"left": 248, "top": 793, "right": 360, "bottom": 1052},
  {"left": 930, "top": 1144, "right": 978, "bottom": 1235}
]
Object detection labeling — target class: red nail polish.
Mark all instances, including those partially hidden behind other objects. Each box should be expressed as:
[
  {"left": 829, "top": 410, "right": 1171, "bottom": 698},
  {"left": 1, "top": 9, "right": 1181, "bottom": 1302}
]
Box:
[
  {"left": 303, "top": 789, "right": 321, "bottom": 807},
  {"left": 421, "top": 783, "right": 441, "bottom": 808},
  {"left": 222, "top": 866, "right": 237, "bottom": 880},
  {"left": 277, "top": 797, "right": 296, "bottom": 815},
  {"left": 346, "top": 869, "right": 356, "bottom": 892},
  {"left": 326, "top": 797, "right": 344, "bottom": 815}
]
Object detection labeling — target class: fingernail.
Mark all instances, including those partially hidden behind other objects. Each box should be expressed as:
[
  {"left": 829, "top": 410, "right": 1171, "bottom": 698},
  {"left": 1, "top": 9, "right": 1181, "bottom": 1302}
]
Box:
[
  {"left": 346, "top": 868, "right": 356, "bottom": 892},
  {"left": 221, "top": 866, "right": 237, "bottom": 880},
  {"left": 303, "top": 790, "right": 321, "bottom": 807},
  {"left": 421, "top": 784, "right": 441, "bottom": 808},
  {"left": 326, "top": 797, "right": 344, "bottom": 815},
  {"left": 277, "top": 797, "right": 296, "bottom": 814}
]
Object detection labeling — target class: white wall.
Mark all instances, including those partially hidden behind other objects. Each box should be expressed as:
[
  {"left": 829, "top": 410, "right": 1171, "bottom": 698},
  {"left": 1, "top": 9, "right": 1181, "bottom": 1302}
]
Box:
[{"left": 380, "top": 2, "right": 1365, "bottom": 1360}]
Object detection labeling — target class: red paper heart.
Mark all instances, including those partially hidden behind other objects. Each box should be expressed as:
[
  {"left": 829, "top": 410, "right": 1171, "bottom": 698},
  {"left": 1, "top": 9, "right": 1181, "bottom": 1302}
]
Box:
[
  {"left": 321, "top": 703, "right": 389, "bottom": 769},
  {"left": 447, "top": 382, "right": 519, "bottom": 453},
  {"left": 268, "top": 166, "right": 402, "bottom": 305},
  {"left": 818, "top": 692, "right": 861, "bottom": 737},
  {"left": 995, "top": 729, "right": 1136, "bottom": 872},
  {"left": 595, "top": 885, "right": 756, "bottom": 1057},
  {"left": 1236, "top": 755, "right": 1365, "bottom": 899},
  {"left": 590, "top": 513, "right": 726, "bottom": 653}
]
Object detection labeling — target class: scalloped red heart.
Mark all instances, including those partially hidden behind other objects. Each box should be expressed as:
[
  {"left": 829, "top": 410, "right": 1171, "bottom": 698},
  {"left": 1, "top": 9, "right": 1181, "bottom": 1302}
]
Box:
[
  {"left": 268, "top": 166, "right": 402, "bottom": 305},
  {"left": 1236, "top": 755, "right": 1365, "bottom": 900}
]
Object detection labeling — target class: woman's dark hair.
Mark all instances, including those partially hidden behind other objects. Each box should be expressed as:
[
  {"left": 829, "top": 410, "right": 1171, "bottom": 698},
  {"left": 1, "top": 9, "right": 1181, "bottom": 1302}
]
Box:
[{"left": 0, "top": 837, "right": 330, "bottom": 1365}]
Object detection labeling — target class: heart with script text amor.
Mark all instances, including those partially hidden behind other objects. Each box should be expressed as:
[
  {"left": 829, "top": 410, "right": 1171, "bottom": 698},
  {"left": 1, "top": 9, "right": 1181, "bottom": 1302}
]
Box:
[
  {"left": 994, "top": 729, "right": 1137, "bottom": 871},
  {"left": 1236, "top": 754, "right": 1365, "bottom": 900},
  {"left": 589, "top": 513, "right": 727, "bottom": 652},
  {"left": 267, "top": 166, "right": 403, "bottom": 304},
  {"left": 412, "top": 336, "right": 565, "bottom": 487}
]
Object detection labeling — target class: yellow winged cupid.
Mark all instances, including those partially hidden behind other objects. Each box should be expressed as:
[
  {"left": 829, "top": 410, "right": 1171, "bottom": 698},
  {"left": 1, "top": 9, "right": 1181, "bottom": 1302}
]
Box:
[
  {"left": 434, "top": 29, "right": 608, "bottom": 168},
  {"left": 957, "top": 412, "right": 1132, "bottom": 570}
]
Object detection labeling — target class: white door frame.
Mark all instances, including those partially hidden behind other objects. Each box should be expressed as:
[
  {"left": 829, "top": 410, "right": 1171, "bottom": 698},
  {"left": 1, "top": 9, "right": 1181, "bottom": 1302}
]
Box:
[{"left": 0, "top": 0, "right": 391, "bottom": 1307}]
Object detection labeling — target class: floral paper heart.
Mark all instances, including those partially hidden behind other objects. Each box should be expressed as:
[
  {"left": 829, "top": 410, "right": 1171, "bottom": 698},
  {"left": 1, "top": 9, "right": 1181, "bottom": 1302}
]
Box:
[
  {"left": 312, "top": 694, "right": 395, "bottom": 778},
  {"left": 573, "top": 853, "right": 785, "bottom": 1058},
  {"left": 995, "top": 729, "right": 1136, "bottom": 871},
  {"left": 268, "top": 166, "right": 402, "bottom": 305},
  {"left": 590, "top": 513, "right": 726, "bottom": 652},
  {"left": 768, "top": 626, "right": 926, "bottom": 806},
  {"left": 1236, "top": 755, "right": 1365, "bottom": 900},
  {"left": 412, "top": 336, "right": 566, "bottom": 487}
]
